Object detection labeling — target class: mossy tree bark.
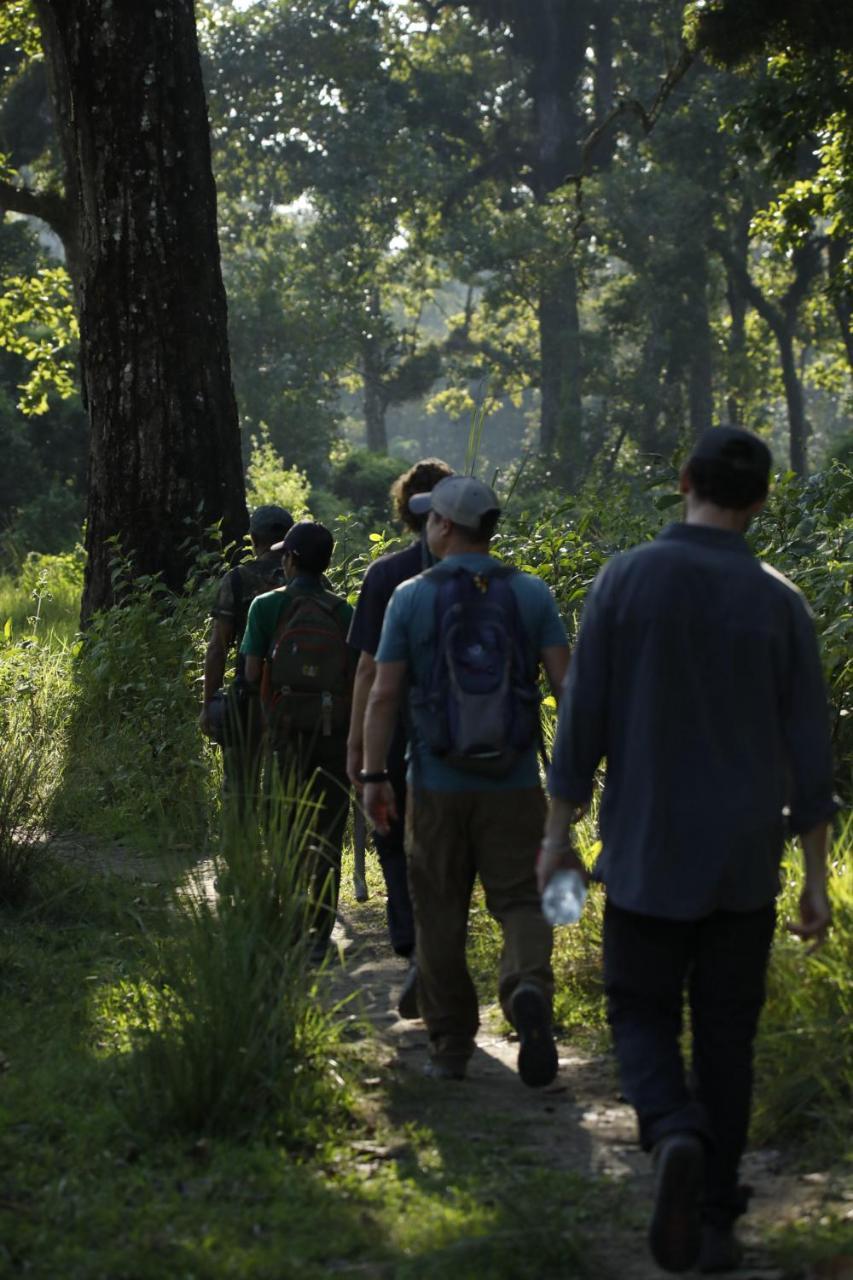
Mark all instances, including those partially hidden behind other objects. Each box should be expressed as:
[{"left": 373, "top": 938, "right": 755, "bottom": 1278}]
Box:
[{"left": 33, "top": 0, "right": 246, "bottom": 620}]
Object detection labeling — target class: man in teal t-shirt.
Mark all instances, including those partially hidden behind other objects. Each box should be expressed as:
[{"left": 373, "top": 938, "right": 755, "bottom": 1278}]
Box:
[
  {"left": 361, "top": 477, "right": 569, "bottom": 1084},
  {"left": 242, "top": 521, "right": 354, "bottom": 962}
]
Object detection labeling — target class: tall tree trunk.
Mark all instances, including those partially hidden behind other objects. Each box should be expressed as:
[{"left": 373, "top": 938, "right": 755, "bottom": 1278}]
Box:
[
  {"left": 688, "top": 256, "right": 713, "bottom": 437},
  {"left": 527, "top": 0, "right": 586, "bottom": 485},
  {"left": 361, "top": 288, "right": 388, "bottom": 453},
  {"left": 775, "top": 320, "right": 808, "bottom": 474},
  {"left": 538, "top": 261, "right": 581, "bottom": 485},
  {"left": 828, "top": 237, "right": 853, "bottom": 375},
  {"left": 34, "top": 0, "right": 246, "bottom": 620}
]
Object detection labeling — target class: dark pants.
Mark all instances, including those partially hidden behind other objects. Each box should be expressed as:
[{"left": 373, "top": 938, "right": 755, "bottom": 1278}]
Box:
[
  {"left": 274, "top": 732, "right": 350, "bottom": 950},
  {"left": 371, "top": 724, "right": 415, "bottom": 957},
  {"left": 603, "top": 899, "right": 776, "bottom": 1225},
  {"left": 406, "top": 785, "right": 553, "bottom": 1066}
]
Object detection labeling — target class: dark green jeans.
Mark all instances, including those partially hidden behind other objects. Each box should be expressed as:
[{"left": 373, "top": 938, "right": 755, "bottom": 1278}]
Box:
[{"left": 405, "top": 785, "right": 553, "bottom": 1067}]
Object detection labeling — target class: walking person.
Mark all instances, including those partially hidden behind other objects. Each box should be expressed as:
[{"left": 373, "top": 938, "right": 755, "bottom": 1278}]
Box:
[
  {"left": 362, "top": 476, "right": 570, "bottom": 1083},
  {"left": 199, "top": 504, "right": 294, "bottom": 810},
  {"left": 346, "top": 457, "right": 453, "bottom": 1017},
  {"left": 539, "top": 427, "right": 836, "bottom": 1273},
  {"left": 241, "top": 521, "right": 355, "bottom": 962}
]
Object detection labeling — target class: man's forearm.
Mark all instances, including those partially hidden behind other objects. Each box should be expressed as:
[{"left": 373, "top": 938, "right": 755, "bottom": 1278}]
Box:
[
  {"left": 348, "top": 653, "right": 376, "bottom": 751},
  {"left": 544, "top": 796, "right": 584, "bottom": 850},
  {"left": 203, "top": 642, "right": 227, "bottom": 703},
  {"left": 363, "top": 686, "right": 400, "bottom": 774},
  {"left": 801, "top": 821, "right": 829, "bottom": 885}
]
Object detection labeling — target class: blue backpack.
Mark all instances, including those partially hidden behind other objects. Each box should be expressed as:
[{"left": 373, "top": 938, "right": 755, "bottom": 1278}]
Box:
[{"left": 408, "top": 565, "right": 541, "bottom": 777}]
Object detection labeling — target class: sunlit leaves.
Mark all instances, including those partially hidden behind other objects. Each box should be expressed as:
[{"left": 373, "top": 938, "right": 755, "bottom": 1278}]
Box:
[{"left": 0, "top": 268, "right": 78, "bottom": 414}]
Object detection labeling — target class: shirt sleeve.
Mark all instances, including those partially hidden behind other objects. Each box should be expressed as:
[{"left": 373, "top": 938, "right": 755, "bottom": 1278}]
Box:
[
  {"left": 784, "top": 595, "right": 839, "bottom": 835},
  {"left": 239, "top": 595, "right": 272, "bottom": 658},
  {"left": 375, "top": 582, "right": 412, "bottom": 664},
  {"left": 347, "top": 562, "right": 390, "bottom": 656},
  {"left": 547, "top": 567, "right": 611, "bottom": 804},
  {"left": 210, "top": 569, "right": 236, "bottom": 623},
  {"left": 532, "top": 577, "right": 569, "bottom": 649}
]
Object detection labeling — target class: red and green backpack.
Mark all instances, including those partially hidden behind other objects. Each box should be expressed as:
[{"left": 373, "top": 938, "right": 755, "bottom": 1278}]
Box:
[{"left": 260, "top": 586, "right": 350, "bottom": 747}]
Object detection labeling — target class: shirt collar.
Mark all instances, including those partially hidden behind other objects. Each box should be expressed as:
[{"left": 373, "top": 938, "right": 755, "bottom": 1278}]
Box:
[
  {"left": 437, "top": 552, "right": 499, "bottom": 570},
  {"left": 657, "top": 522, "right": 753, "bottom": 556}
]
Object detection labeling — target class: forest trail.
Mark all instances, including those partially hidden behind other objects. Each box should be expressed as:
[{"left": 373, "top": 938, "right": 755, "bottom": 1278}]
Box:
[
  {"left": 328, "top": 896, "right": 852, "bottom": 1280},
  {"left": 44, "top": 833, "right": 852, "bottom": 1279}
]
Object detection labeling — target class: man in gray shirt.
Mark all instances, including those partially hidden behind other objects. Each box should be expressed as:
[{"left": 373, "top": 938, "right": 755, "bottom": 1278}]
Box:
[{"left": 540, "top": 427, "right": 836, "bottom": 1274}]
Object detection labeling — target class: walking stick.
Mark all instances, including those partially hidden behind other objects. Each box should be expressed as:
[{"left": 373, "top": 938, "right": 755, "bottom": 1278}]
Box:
[{"left": 353, "top": 802, "right": 369, "bottom": 902}]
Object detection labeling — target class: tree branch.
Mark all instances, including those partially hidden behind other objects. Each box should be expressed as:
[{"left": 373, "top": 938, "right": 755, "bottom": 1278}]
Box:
[{"left": 0, "top": 178, "right": 72, "bottom": 245}]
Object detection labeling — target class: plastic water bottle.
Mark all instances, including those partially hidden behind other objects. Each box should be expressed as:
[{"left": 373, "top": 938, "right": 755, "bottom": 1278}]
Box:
[{"left": 541, "top": 868, "right": 587, "bottom": 925}]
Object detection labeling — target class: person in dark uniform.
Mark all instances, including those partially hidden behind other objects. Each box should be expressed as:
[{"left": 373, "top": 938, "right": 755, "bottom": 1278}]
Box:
[
  {"left": 346, "top": 458, "right": 453, "bottom": 1017},
  {"left": 199, "top": 504, "right": 294, "bottom": 809}
]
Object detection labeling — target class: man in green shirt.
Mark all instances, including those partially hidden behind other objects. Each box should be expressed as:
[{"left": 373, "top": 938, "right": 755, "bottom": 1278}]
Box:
[
  {"left": 242, "top": 521, "right": 355, "bottom": 962},
  {"left": 199, "top": 504, "right": 294, "bottom": 810}
]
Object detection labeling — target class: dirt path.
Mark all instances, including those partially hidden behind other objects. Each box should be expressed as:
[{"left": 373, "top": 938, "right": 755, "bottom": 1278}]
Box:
[
  {"left": 329, "top": 898, "right": 852, "bottom": 1280},
  {"left": 45, "top": 833, "right": 851, "bottom": 1279}
]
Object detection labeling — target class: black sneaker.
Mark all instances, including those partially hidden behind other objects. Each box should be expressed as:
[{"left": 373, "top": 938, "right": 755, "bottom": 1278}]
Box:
[
  {"left": 397, "top": 961, "right": 419, "bottom": 1020},
  {"left": 698, "top": 1223, "right": 743, "bottom": 1273},
  {"left": 511, "top": 985, "right": 558, "bottom": 1088},
  {"left": 648, "top": 1133, "right": 704, "bottom": 1273}
]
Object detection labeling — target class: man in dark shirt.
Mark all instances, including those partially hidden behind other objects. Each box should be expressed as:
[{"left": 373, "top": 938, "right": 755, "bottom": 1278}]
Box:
[
  {"left": 540, "top": 427, "right": 836, "bottom": 1274},
  {"left": 200, "top": 504, "right": 294, "bottom": 808},
  {"left": 346, "top": 458, "right": 453, "bottom": 1015}
]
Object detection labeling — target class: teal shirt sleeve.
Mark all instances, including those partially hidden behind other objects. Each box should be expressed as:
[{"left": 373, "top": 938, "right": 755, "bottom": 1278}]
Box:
[
  {"left": 517, "top": 574, "right": 568, "bottom": 650},
  {"left": 375, "top": 581, "right": 412, "bottom": 664},
  {"left": 239, "top": 593, "right": 274, "bottom": 658}
]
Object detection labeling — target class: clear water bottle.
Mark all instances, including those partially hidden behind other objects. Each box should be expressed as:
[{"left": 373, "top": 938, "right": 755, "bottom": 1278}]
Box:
[{"left": 541, "top": 868, "right": 587, "bottom": 925}]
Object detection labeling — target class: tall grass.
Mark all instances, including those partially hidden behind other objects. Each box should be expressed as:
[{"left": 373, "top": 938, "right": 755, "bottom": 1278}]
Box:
[
  {"left": 126, "top": 772, "right": 348, "bottom": 1138},
  {"left": 0, "top": 631, "right": 70, "bottom": 902},
  {"left": 751, "top": 814, "right": 852, "bottom": 1160},
  {"left": 0, "top": 549, "right": 84, "bottom": 647}
]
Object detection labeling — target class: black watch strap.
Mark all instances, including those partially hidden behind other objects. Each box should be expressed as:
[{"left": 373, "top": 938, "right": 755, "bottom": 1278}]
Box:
[{"left": 359, "top": 769, "right": 390, "bottom": 783}]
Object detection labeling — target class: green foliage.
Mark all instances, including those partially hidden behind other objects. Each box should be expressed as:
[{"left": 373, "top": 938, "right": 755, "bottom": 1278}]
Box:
[
  {"left": 751, "top": 822, "right": 852, "bottom": 1160},
  {"left": 127, "top": 778, "right": 347, "bottom": 1138},
  {"left": 54, "top": 553, "right": 218, "bottom": 848},
  {"left": 0, "top": 267, "right": 78, "bottom": 414},
  {"left": 330, "top": 448, "right": 406, "bottom": 522},
  {"left": 0, "top": 620, "right": 70, "bottom": 901},
  {"left": 752, "top": 465, "right": 853, "bottom": 788},
  {"left": 244, "top": 426, "right": 312, "bottom": 519}
]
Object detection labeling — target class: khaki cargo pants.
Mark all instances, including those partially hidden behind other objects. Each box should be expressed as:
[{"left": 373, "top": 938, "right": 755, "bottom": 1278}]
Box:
[{"left": 405, "top": 785, "right": 553, "bottom": 1067}]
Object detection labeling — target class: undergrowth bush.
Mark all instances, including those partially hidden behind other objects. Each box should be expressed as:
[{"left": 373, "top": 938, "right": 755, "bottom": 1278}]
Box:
[
  {"left": 53, "top": 555, "right": 218, "bottom": 848},
  {"left": 125, "top": 775, "right": 348, "bottom": 1137}
]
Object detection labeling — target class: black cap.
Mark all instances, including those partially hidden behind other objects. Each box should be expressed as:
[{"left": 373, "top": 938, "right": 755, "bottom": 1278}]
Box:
[
  {"left": 688, "top": 426, "right": 772, "bottom": 480},
  {"left": 249, "top": 504, "right": 294, "bottom": 538},
  {"left": 274, "top": 520, "right": 334, "bottom": 574}
]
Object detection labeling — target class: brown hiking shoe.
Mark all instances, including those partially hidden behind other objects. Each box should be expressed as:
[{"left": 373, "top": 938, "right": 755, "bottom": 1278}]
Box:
[{"left": 648, "top": 1133, "right": 704, "bottom": 1272}]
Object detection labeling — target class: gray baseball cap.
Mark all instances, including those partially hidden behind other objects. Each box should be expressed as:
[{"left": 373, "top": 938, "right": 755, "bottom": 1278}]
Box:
[
  {"left": 409, "top": 475, "right": 501, "bottom": 527},
  {"left": 249, "top": 504, "right": 294, "bottom": 536}
]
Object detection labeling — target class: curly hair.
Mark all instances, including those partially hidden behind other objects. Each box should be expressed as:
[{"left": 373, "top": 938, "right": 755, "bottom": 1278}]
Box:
[{"left": 390, "top": 457, "right": 453, "bottom": 532}]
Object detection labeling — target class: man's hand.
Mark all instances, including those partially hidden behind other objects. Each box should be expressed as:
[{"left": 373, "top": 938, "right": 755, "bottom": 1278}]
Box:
[
  {"left": 536, "top": 836, "right": 587, "bottom": 896},
  {"left": 364, "top": 780, "right": 397, "bottom": 835},
  {"left": 787, "top": 881, "right": 832, "bottom": 952},
  {"left": 198, "top": 704, "right": 214, "bottom": 738},
  {"left": 346, "top": 741, "right": 364, "bottom": 791}
]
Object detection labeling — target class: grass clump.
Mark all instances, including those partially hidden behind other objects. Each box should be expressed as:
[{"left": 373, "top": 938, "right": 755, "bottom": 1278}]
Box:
[{"left": 126, "top": 774, "right": 348, "bottom": 1139}]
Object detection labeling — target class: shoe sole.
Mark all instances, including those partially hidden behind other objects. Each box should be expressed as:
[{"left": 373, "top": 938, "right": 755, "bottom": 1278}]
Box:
[
  {"left": 512, "top": 986, "right": 558, "bottom": 1088},
  {"left": 649, "top": 1135, "right": 704, "bottom": 1273}
]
